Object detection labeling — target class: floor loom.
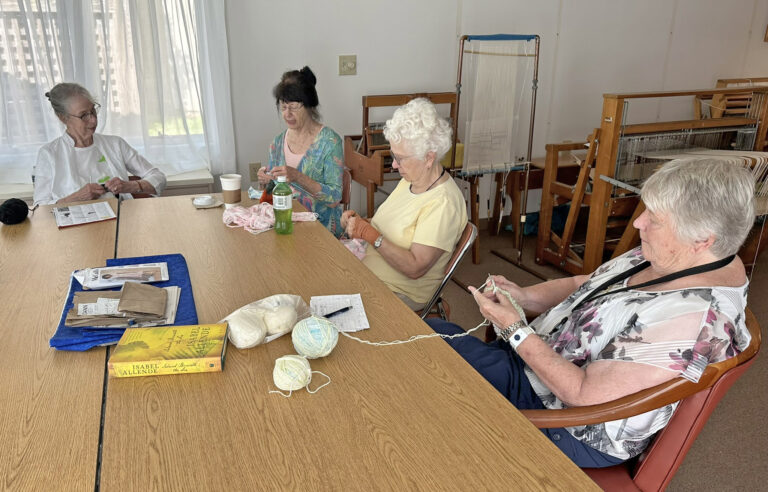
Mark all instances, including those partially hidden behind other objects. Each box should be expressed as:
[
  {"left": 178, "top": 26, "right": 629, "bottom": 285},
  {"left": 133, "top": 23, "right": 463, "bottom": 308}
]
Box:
[
  {"left": 451, "top": 34, "right": 540, "bottom": 264},
  {"left": 536, "top": 87, "right": 768, "bottom": 276}
]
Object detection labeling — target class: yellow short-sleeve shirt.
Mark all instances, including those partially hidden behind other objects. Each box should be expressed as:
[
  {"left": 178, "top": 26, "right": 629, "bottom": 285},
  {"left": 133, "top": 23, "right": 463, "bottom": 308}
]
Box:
[{"left": 362, "top": 178, "right": 467, "bottom": 304}]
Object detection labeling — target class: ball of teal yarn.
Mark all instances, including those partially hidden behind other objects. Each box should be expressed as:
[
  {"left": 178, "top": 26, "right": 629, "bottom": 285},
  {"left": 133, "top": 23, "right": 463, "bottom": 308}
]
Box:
[
  {"left": 291, "top": 316, "right": 339, "bottom": 359},
  {"left": 273, "top": 354, "right": 312, "bottom": 391}
]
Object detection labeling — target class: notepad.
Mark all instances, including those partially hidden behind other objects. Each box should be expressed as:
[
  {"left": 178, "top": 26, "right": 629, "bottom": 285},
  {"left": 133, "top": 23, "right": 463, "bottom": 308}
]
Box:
[{"left": 310, "top": 294, "right": 369, "bottom": 333}]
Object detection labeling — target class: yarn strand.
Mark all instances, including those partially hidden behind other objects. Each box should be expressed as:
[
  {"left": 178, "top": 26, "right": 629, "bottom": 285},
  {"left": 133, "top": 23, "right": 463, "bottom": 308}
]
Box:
[{"left": 338, "top": 319, "right": 489, "bottom": 346}]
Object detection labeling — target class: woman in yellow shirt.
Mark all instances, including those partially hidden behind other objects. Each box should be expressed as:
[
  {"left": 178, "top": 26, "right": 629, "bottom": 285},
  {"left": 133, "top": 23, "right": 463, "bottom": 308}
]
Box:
[{"left": 342, "top": 98, "right": 467, "bottom": 310}]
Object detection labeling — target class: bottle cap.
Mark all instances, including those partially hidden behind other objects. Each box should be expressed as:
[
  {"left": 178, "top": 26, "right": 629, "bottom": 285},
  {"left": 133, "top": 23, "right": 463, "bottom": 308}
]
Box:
[{"left": 277, "top": 175, "right": 287, "bottom": 183}]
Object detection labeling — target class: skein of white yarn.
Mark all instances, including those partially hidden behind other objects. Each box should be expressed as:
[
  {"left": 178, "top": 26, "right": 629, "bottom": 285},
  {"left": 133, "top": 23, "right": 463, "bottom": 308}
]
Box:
[
  {"left": 291, "top": 316, "right": 339, "bottom": 359},
  {"left": 270, "top": 354, "right": 331, "bottom": 398}
]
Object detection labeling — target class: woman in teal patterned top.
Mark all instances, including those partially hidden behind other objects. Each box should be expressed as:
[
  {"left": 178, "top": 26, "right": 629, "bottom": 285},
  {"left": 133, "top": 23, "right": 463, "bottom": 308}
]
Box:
[{"left": 258, "top": 66, "right": 344, "bottom": 237}]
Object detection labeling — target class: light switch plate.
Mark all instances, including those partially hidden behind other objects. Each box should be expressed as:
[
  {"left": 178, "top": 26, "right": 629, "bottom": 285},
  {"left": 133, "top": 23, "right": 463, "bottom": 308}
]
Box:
[{"left": 339, "top": 55, "right": 357, "bottom": 76}]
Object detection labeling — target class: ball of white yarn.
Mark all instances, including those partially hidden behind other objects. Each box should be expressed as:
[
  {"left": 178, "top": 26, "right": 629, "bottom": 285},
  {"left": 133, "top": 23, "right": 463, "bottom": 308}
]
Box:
[
  {"left": 273, "top": 354, "right": 312, "bottom": 391},
  {"left": 264, "top": 305, "right": 297, "bottom": 336},
  {"left": 292, "top": 316, "right": 339, "bottom": 359},
  {"left": 225, "top": 307, "right": 267, "bottom": 349}
]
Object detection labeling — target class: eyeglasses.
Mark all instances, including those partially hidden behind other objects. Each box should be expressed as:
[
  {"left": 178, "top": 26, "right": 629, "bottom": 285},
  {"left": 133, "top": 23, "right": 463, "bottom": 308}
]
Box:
[
  {"left": 279, "top": 102, "right": 303, "bottom": 113},
  {"left": 67, "top": 103, "right": 101, "bottom": 121},
  {"left": 390, "top": 151, "right": 418, "bottom": 164}
]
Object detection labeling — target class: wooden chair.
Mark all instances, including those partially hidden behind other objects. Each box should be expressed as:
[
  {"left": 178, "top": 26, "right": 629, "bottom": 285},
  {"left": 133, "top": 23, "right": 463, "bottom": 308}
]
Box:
[
  {"left": 521, "top": 308, "right": 761, "bottom": 491},
  {"left": 128, "top": 176, "right": 153, "bottom": 199},
  {"left": 419, "top": 222, "right": 478, "bottom": 320},
  {"left": 341, "top": 167, "right": 352, "bottom": 211}
]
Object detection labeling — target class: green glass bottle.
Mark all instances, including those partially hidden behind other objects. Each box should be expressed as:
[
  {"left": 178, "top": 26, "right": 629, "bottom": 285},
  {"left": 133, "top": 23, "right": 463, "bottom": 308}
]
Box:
[{"left": 273, "top": 175, "right": 293, "bottom": 235}]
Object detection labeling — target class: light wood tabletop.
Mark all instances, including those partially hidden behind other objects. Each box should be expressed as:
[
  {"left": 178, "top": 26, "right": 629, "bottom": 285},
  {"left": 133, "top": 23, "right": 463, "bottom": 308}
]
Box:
[
  {"left": 102, "top": 193, "right": 598, "bottom": 490},
  {"left": 0, "top": 199, "right": 117, "bottom": 490}
]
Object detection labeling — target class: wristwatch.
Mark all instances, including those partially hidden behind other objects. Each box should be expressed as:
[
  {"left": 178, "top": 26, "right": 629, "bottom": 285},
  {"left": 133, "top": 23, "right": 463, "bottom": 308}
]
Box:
[
  {"left": 373, "top": 235, "right": 384, "bottom": 249},
  {"left": 499, "top": 320, "right": 535, "bottom": 349}
]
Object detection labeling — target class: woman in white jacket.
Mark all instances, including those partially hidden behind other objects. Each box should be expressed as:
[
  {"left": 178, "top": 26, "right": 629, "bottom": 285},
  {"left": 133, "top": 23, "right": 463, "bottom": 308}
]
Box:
[{"left": 33, "top": 83, "right": 166, "bottom": 206}]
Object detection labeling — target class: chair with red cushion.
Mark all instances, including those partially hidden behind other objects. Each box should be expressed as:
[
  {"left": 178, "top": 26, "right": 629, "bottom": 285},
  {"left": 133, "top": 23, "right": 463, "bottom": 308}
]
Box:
[{"left": 519, "top": 308, "right": 761, "bottom": 491}]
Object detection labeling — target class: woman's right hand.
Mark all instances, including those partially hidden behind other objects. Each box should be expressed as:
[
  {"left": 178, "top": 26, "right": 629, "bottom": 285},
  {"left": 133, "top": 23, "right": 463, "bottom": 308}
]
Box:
[
  {"left": 75, "top": 183, "right": 107, "bottom": 201},
  {"left": 341, "top": 209, "right": 357, "bottom": 229},
  {"left": 257, "top": 166, "right": 271, "bottom": 185}
]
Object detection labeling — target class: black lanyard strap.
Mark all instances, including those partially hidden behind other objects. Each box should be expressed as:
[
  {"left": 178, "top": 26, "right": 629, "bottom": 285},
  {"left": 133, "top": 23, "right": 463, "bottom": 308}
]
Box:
[{"left": 571, "top": 254, "right": 736, "bottom": 312}]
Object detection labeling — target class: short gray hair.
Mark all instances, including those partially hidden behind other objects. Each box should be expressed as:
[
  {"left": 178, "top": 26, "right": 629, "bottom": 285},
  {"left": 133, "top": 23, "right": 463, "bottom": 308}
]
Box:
[
  {"left": 383, "top": 98, "right": 452, "bottom": 161},
  {"left": 45, "top": 83, "right": 95, "bottom": 118},
  {"left": 641, "top": 158, "right": 755, "bottom": 257}
]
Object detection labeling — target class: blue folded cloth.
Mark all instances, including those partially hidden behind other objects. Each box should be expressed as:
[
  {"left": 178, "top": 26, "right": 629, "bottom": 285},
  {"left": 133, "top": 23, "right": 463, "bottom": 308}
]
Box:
[{"left": 49, "top": 253, "right": 198, "bottom": 351}]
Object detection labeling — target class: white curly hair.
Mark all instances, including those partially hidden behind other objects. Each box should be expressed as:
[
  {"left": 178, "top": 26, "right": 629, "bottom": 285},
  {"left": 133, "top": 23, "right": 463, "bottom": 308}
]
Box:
[{"left": 383, "top": 98, "right": 453, "bottom": 161}]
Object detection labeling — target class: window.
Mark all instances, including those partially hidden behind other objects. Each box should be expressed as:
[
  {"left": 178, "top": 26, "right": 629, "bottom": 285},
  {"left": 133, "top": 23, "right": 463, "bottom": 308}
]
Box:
[{"left": 0, "top": 0, "right": 234, "bottom": 184}]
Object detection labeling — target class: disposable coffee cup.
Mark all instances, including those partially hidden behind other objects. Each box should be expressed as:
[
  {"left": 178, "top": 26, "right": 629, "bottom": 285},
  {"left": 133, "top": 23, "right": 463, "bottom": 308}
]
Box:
[{"left": 220, "top": 174, "right": 242, "bottom": 208}]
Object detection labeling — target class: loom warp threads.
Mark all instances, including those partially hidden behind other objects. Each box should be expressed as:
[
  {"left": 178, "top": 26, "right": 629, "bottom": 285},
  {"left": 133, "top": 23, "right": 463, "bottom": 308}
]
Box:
[
  {"left": 0, "top": 198, "right": 29, "bottom": 225},
  {"left": 292, "top": 316, "right": 339, "bottom": 359}
]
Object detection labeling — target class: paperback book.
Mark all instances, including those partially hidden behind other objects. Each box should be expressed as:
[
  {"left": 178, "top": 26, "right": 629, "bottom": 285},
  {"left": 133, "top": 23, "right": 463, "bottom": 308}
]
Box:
[{"left": 108, "top": 323, "right": 228, "bottom": 378}]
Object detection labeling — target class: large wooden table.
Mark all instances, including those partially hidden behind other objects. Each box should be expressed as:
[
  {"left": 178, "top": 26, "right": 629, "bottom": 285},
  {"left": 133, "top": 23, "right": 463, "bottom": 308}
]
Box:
[
  {"left": 0, "top": 199, "right": 117, "bottom": 490},
  {"left": 100, "top": 194, "right": 597, "bottom": 490}
]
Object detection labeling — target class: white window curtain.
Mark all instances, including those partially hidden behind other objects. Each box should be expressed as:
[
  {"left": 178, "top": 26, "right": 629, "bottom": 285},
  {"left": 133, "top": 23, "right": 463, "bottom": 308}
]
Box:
[{"left": 0, "top": 0, "right": 235, "bottom": 185}]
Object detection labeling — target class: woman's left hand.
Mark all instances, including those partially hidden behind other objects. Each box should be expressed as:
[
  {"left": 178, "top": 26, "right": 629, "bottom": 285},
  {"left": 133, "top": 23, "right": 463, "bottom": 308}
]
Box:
[
  {"left": 269, "top": 166, "right": 301, "bottom": 183},
  {"left": 469, "top": 285, "right": 522, "bottom": 328},
  {"left": 104, "top": 177, "right": 136, "bottom": 194}
]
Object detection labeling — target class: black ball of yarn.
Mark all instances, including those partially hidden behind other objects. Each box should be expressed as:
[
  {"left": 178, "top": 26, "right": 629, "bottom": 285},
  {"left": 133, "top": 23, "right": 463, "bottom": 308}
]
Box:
[{"left": 0, "top": 198, "right": 29, "bottom": 225}]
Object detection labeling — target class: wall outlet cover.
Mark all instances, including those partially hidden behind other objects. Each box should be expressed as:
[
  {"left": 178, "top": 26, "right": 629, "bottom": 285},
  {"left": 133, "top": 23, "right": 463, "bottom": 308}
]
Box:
[{"left": 339, "top": 55, "right": 357, "bottom": 76}]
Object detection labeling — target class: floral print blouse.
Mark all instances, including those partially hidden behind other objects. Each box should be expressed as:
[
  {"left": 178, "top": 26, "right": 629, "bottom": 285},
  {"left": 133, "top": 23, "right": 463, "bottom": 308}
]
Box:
[
  {"left": 525, "top": 247, "right": 750, "bottom": 460},
  {"left": 268, "top": 127, "right": 344, "bottom": 237}
]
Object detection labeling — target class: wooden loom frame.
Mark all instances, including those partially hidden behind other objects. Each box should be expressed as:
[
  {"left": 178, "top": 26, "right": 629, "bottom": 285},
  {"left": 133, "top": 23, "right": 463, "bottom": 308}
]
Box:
[
  {"left": 536, "top": 87, "right": 768, "bottom": 276},
  {"left": 452, "top": 34, "right": 540, "bottom": 264}
]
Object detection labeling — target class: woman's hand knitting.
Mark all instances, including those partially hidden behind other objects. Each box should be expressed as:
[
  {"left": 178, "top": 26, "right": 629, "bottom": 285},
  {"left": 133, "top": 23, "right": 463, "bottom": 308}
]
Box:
[
  {"left": 469, "top": 283, "right": 522, "bottom": 330},
  {"left": 347, "top": 215, "right": 380, "bottom": 245},
  {"left": 340, "top": 209, "right": 357, "bottom": 229}
]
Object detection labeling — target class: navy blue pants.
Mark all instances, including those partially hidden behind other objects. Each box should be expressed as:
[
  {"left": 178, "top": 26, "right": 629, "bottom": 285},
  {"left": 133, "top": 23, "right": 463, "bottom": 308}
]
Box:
[{"left": 427, "top": 318, "right": 624, "bottom": 468}]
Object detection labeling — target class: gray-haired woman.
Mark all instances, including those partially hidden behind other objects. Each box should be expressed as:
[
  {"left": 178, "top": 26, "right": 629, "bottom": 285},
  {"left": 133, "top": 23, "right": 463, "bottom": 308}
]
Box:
[
  {"left": 33, "top": 82, "right": 166, "bottom": 206},
  {"left": 428, "top": 158, "right": 754, "bottom": 467},
  {"left": 341, "top": 98, "right": 468, "bottom": 310}
]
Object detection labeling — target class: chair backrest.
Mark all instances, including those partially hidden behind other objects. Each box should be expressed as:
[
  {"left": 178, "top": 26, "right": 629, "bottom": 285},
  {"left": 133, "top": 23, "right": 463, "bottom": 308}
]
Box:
[
  {"left": 629, "top": 350, "right": 758, "bottom": 491},
  {"left": 524, "top": 308, "right": 761, "bottom": 491},
  {"left": 420, "top": 222, "right": 477, "bottom": 320},
  {"left": 128, "top": 175, "right": 152, "bottom": 199},
  {"left": 341, "top": 167, "right": 352, "bottom": 211}
]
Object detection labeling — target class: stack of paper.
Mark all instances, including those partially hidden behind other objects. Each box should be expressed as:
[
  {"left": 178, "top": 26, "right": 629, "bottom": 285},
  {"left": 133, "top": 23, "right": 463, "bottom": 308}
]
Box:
[
  {"left": 73, "top": 263, "right": 169, "bottom": 290},
  {"left": 310, "top": 294, "right": 369, "bottom": 333},
  {"left": 64, "top": 282, "right": 180, "bottom": 328},
  {"left": 50, "top": 253, "right": 199, "bottom": 352}
]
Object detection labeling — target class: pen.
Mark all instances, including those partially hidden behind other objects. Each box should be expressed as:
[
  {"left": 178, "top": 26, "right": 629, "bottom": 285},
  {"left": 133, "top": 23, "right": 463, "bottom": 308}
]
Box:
[{"left": 323, "top": 306, "right": 352, "bottom": 319}]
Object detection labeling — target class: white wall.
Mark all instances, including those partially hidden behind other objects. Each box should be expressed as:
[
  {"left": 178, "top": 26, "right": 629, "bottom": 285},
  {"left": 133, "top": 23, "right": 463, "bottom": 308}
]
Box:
[{"left": 225, "top": 0, "right": 768, "bottom": 216}]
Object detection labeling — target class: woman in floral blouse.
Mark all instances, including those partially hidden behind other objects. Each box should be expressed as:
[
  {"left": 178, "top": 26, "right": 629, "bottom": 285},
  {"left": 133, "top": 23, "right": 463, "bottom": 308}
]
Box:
[
  {"left": 428, "top": 159, "right": 755, "bottom": 467},
  {"left": 258, "top": 66, "right": 344, "bottom": 237}
]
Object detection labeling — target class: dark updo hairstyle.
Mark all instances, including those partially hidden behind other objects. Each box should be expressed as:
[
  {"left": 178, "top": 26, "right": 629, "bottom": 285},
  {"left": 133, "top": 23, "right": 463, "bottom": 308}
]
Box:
[{"left": 272, "top": 66, "right": 321, "bottom": 121}]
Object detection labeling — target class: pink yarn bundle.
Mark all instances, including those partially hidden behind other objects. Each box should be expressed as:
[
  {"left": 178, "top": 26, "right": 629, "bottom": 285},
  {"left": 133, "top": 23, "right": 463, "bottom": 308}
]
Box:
[{"left": 222, "top": 202, "right": 317, "bottom": 234}]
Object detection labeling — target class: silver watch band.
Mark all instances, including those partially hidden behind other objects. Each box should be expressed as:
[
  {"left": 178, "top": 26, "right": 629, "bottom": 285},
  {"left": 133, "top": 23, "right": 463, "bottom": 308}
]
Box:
[{"left": 499, "top": 320, "right": 527, "bottom": 342}]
